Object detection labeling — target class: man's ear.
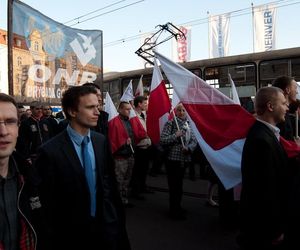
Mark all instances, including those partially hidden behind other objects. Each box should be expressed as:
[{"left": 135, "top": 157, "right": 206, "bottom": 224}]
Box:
[
  {"left": 68, "top": 108, "right": 76, "bottom": 118},
  {"left": 267, "top": 102, "right": 274, "bottom": 112}
]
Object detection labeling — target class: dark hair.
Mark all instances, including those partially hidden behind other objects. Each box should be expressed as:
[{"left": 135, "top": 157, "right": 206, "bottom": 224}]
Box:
[
  {"left": 0, "top": 93, "right": 18, "bottom": 110},
  {"left": 62, "top": 86, "right": 97, "bottom": 120},
  {"left": 82, "top": 82, "right": 101, "bottom": 91},
  {"left": 289, "top": 99, "right": 300, "bottom": 113},
  {"left": 118, "top": 101, "right": 130, "bottom": 110},
  {"left": 255, "top": 86, "right": 283, "bottom": 115},
  {"left": 133, "top": 95, "right": 147, "bottom": 107},
  {"left": 30, "top": 101, "right": 42, "bottom": 109},
  {"left": 272, "top": 76, "right": 294, "bottom": 91}
]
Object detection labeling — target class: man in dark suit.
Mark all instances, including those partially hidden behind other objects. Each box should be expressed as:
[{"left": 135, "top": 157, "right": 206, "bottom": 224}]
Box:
[
  {"left": 237, "top": 86, "right": 289, "bottom": 250},
  {"left": 35, "top": 85, "right": 130, "bottom": 250}
]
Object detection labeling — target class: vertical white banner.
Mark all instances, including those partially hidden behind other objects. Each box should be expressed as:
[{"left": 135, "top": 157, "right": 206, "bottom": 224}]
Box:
[
  {"left": 209, "top": 13, "right": 230, "bottom": 58},
  {"left": 171, "top": 26, "right": 191, "bottom": 63},
  {"left": 253, "top": 4, "right": 277, "bottom": 52}
]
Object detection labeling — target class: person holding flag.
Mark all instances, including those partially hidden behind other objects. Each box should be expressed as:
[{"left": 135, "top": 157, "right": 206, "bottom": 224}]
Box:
[
  {"left": 112, "top": 102, "right": 136, "bottom": 207},
  {"left": 130, "top": 96, "right": 152, "bottom": 199},
  {"left": 160, "top": 103, "right": 197, "bottom": 220}
]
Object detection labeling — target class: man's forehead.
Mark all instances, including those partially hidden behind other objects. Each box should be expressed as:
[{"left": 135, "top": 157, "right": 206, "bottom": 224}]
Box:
[{"left": 0, "top": 102, "right": 18, "bottom": 116}]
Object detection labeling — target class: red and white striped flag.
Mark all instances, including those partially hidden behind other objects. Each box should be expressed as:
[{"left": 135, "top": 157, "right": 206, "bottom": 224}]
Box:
[
  {"left": 146, "top": 59, "right": 171, "bottom": 145},
  {"left": 104, "top": 92, "right": 129, "bottom": 154},
  {"left": 129, "top": 107, "right": 147, "bottom": 144},
  {"left": 155, "top": 52, "right": 256, "bottom": 189}
]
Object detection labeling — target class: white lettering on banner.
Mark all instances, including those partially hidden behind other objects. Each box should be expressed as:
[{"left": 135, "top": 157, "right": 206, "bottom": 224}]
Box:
[
  {"left": 79, "top": 71, "right": 97, "bottom": 84},
  {"left": 27, "top": 64, "right": 97, "bottom": 98},
  {"left": 28, "top": 65, "right": 96, "bottom": 85},
  {"left": 28, "top": 65, "right": 52, "bottom": 82},
  {"left": 27, "top": 85, "right": 56, "bottom": 98},
  {"left": 264, "top": 10, "right": 273, "bottom": 50},
  {"left": 52, "top": 69, "right": 80, "bottom": 85}
]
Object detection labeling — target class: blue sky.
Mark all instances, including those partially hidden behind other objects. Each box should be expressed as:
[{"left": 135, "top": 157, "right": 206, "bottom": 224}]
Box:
[{"left": 1, "top": 0, "right": 300, "bottom": 72}]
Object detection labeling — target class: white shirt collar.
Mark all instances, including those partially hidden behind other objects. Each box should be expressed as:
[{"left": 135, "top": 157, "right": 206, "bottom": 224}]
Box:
[{"left": 256, "top": 118, "right": 281, "bottom": 141}]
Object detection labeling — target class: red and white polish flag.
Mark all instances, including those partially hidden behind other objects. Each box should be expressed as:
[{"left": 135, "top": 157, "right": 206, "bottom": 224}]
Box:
[
  {"left": 146, "top": 59, "right": 171, "bottom": 145},
  {"left": 129, "top": 107, "right": 148, "bottom": 144},
  {"left": 104, "top": 92, "right": 129, "bottom": 154},
  {"left": 155, "top": 52, "right": 256, "bottom": 189}
]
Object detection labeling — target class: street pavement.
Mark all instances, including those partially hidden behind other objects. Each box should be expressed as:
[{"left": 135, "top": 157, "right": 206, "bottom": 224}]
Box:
[{"left": 125, "top": 174, "right": 240, "bottom": 250}]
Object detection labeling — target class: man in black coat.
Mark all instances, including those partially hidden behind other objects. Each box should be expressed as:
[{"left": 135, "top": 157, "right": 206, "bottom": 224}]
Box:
[
  {"left": 0, "top": 93, "right": 46, "bottom": 250},
  {"left": 237, "top": 86, "right": 289, "bottom": 250},
  {"left": 35, "top": 85, "right": 130, "bottom": 250}
]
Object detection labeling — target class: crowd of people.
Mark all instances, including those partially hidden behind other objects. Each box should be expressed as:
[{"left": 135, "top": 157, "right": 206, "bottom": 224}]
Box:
[{"left": 0, "top": 75, "right": 300, "bottom": 250}]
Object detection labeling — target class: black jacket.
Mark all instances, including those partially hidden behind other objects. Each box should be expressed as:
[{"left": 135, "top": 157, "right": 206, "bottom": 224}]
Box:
[
  {"left": 3, "top": 152, "right": 47, "bottom": 250},
  {"left": 238, "top": 121, "right": 288, "bottom": 249},
  {"left": 35, "top": 130, "right": 130, "bottom": 250}
]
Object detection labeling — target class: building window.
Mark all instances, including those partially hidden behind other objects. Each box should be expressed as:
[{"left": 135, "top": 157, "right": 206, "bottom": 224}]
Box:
[
  {"left": 34, "top": 41, "right": 39, "bottom": 51},
  {"left": 17, "top": 56, "right": 22, "bottom": 67},
  {"left": 16, "top": 39, "right": 21, "bottom": 47}
]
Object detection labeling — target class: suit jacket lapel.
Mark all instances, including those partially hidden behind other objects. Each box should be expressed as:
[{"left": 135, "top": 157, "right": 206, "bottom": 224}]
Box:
[
  {"left": 91, "top": 132, "right": 104, "bottom": 185},
  {"left": 259, "top": 121, "right": 287, "bottom": 157},
  {"left": 61, "top": 130, "right": 85, "bottom": 176}
]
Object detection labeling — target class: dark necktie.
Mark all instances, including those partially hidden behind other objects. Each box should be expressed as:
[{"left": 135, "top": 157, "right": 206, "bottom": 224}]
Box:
[
  {"left": 81, "top": 136, "right": 96, "bottom": 217},
  {"left": 140, "top": 112, "right": 145, "bottom": 120}
]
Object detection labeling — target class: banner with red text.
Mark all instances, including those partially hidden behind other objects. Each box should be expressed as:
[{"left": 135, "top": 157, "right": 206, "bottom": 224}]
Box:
[{"left": 171, "top": 26, "right": 191, "bottom": 63}]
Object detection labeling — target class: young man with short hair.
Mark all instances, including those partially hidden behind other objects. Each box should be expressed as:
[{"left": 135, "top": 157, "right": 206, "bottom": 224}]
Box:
[{"left": 35, "top": 85, "right": 131, "bottom": 250}]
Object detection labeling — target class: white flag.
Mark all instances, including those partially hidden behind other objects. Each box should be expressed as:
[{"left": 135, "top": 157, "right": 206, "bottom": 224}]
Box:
[
  {"left": 228, "top": 73, "right": 241, "bottom": 105},
  {"left": 171, "top": 26, "right": 191, "bottom": 63},
  {"left": 120, "top": 80, "right": 134, "bottom": 102},
  {"left": 104, "top": 92, "right": 118, "bottom": 121},
  {"left": 253, "top": 4, "right": 277, "bottom": 52},
  {"left": 209, "top": 13, "right": 230, "bottom": 58},
  {"left": 135, "top": 75, "right": 144, "bottom": 97}
]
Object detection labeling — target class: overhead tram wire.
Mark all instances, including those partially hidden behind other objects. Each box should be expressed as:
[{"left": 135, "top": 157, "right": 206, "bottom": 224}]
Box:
[
  {"left": 62, "top": 0, "right": 127, "bottom": 26},
  {"left": 67, "top": 0, "right": 145, "bottom": 28},
  {"left": 103, "top": 0, "right": 300, "bottom": 48}
]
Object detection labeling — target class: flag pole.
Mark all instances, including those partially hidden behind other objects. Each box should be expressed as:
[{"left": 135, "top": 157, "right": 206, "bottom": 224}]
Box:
[
  {"left": 207, "top": 11, "right": 211, "bottom": 59},
  {"left": 296, "top": 111, "right": 299, "bottom": 139},
  {"left": 129, "top": 143, "right": 135, "bottom": 154},
  {"left": 251, "top": 2, "right": 255, "bottom": 53},
  {"left": 171, "top": 109, "right": 185, "bottom": 147}
]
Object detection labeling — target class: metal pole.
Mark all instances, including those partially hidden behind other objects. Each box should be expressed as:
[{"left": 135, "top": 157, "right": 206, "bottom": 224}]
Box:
[
  {"left": 296, "top": 111, "right": 299, "bottom": 139},
  {"left": 207, "top": 11, "right": 210, "bottom": 59},
  {"left": 171, "top": 109, "right": 185, "bottom": 147},
  {"left": 251, "top": 2, "right": 255, "bottom": 53},
  {"left": 7, "top": 0, "right": 14, "bottom": 96}
]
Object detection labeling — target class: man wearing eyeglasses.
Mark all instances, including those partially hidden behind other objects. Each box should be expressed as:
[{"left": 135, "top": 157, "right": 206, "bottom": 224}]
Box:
[
  {"left": 0, "top": 93, "right": 46, "bottom": 250},
  {"left": 16, "top": 101, "right": 54, "bottom": 164}
]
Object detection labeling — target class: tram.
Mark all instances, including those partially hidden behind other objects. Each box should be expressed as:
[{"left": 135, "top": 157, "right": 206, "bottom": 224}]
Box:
[{"left": 103, "top": 47, "right": 300, "bottom": 113}]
